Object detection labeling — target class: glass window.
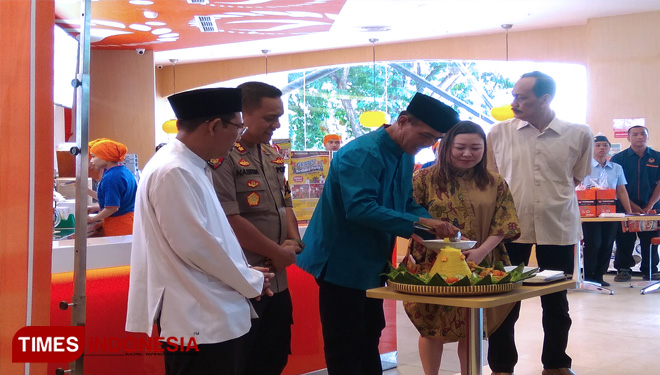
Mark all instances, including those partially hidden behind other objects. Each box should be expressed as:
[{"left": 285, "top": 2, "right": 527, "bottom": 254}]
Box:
[{"left": 212, "top": 59, "right": 586, "bottom": 165}]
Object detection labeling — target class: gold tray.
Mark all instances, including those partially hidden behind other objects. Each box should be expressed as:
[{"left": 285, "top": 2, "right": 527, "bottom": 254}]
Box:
[{"left": 387, "top": 280, "right": 521, "bottom": 296}]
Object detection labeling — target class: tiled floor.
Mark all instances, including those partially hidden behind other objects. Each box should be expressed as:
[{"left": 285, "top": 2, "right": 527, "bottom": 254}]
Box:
[{"left": 384, "top": 273, "right": 660, "bottom": 375}]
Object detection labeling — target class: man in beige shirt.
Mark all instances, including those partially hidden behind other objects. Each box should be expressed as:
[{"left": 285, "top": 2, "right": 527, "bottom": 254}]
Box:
[{"left": 486, "top": 71, "right": 592, "bottom": 375}]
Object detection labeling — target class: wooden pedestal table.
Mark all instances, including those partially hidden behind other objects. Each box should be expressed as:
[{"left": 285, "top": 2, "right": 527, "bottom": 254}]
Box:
[
  {"left": 367, "top": 279, "right": 576, "bottom": 375},
  {"left": 580, "top": 214, "right": 660, "bottom": 295}
]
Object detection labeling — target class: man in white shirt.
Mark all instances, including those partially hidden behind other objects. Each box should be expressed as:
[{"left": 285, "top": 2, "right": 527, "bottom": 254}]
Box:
[
  {"left": 126, "top": 88, "right": 274, "bottom": 375},
  {"left": 486, "top": 71, "right": 592, "bottom": 375}
]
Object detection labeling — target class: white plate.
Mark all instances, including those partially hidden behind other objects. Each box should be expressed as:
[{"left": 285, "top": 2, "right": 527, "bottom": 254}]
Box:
[
  {"left": 422, "top": 239, "right": 477, "bottom": 251},
  {"left": 504, "top": 266, "right": 538, "bottom": 273}
]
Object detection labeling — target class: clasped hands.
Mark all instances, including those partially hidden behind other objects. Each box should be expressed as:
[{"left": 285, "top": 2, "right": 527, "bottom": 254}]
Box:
[
  {"left": 251, "top": 266, "right": 275, "bottom": 301},
  {"left": 633, "top": 202, "right": 657, "bottom": 215},
  {"left": 263, "top": 239, "right": 301, "bottom": 271}
]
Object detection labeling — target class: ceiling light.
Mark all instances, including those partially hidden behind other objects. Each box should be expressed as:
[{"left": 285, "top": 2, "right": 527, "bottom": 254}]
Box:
[
  {"left": 501, "top": 24, "right": 513, "bottom": 61},
  {"left": 262, "top": 49, "right": 271, "bottom": 75},
  {"left": 129, "top": 24, "right": 151, "bottom": 32},
  {"left": 152, "top": 28, "right": 173, "bottom": 35},
  {"left": 162, "top": 59, "right": 180, "bottom": 134},
  {"left": 490, "top": 24, "right": 515, "bottom": 121},
  {"left": 143, "top": 11, "right": 158, "bottom": 19},
  {"left": 92, "top": 19, "right": 126, "bottom": 29},
  {"left": 360, "top": 38, "right": 388, "bottom": 128},
  {"left": 359, "top": 26, "right": 391, "bottom": 33}
]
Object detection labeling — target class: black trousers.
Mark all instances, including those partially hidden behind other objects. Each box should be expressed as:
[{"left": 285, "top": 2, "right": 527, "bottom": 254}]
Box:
[
  {"left": 242, "top": 289, "right": 293, "bottom": 375},
  {"left": 488, "top": 243, "right": 573, "bottom": 372},
  {"left": 614, "top": 228, "right": 660, "bottom": 274},
  {"left": 163, "top": 336, "right": 248, "bottom": 375},
  {"left": 317, "top": 279, "right": 386, "bottom": 375},
  {"left": 582, "top": 221, "right": 619, "bottom": 280}
]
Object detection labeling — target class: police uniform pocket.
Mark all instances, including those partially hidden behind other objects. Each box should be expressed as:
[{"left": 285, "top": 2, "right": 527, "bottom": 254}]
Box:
[{"left": 235, "top": 177, "right": 271, "bottom": 212}]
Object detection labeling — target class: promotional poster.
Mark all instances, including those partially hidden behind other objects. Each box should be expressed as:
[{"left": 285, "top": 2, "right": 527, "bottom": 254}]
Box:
[{"left": 288, "top": 151, "right": 330, "bottom": 221}]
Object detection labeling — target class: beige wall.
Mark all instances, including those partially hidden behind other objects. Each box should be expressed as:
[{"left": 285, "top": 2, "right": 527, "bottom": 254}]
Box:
[
  {"left": 90, "top": 11, "right": 660, "bottom": 163},
  {"left": 587, "top": 12, "right": 660, "bottom": 148},
  {"left": 90, "top": 50, "right": 156, "bottom": 169},
  {"left": 155, "top": 25, "right": 587, "bottom": 96}
]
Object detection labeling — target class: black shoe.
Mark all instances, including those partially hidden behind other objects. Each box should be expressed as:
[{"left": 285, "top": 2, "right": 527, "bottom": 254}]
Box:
[
  {"left": 586, "top": 277, "right": 611, "bottom": 287},
  {"left": 642, "top": 273, "right": 660, "bottom": 281},
  {"left": 614, "top": 270, "right": 631, "bottom": 282},
  {"left": 599, "top": 279, "right": 611, "bottom": 287}
]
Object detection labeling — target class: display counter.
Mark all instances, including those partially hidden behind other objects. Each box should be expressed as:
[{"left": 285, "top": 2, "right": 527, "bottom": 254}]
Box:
[{"left": 49, "top": 235, "right": 396, "bottom": 374}]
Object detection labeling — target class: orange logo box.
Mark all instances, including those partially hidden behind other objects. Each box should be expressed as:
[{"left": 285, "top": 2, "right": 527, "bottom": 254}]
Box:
[
  {"left": 596, "top": 189, "right": 616, "bottom": 216},
  {"left": 576, "top": 189, "right": 596, "bottom": 217}
]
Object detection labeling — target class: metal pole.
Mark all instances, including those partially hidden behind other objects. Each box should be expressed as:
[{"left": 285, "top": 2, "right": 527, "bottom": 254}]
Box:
[
  {"left": 369, "top": 38, "right": 378, "bottom": 108},
  {"left": 467, "top": 308, "right": 484, "bottom": 375},
  {"left": 501, "top": 24, "right": 513, "bottom": 61},
  {"left": 70, "top": 0, "right": 92, "bottom": 374}
]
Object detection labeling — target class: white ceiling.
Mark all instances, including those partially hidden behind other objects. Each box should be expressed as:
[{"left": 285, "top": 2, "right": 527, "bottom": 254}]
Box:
[{"left": 153, "top": 0, "right": 660, "bottom": 65}]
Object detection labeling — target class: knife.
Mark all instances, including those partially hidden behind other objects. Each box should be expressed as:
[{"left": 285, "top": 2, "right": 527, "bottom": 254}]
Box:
[
  {"left": 413, "top": 222, "right": 461, "bottom": 242},
  {"left": 413, "top": 222, "right": 437, "bottom": 240}
]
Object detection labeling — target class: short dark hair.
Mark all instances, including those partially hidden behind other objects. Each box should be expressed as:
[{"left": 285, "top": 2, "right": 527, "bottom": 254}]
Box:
[
  {"left": 176, "top": 114, "right": 236, "bottom": 132},
  {"left": 521, "top": 71, "right": 556, "bottom": 99},
  {"left": 238, "top": 81, "right": 282, "bottom": 114},
  {"left": 627, "top": 125, "right": 649, "bottom": 136},
  {"left": 431, "top": 121, "right": 493, "bottom": 191},
  {"left": 397, "top": 110, "right": 417, "bottom": 123}
]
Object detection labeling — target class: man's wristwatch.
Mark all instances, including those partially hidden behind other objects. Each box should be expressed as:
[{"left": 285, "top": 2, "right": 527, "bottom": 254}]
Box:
[{"left": 289, "top": 238, "right": 305, "bottom": 253}]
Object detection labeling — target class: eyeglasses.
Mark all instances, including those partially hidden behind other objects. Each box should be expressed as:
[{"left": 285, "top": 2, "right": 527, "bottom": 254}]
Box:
[
  {"left": 418, "top": 131, "right": 442, "bottom": 142},
  {"left": 226, "top": 120, "right": 248, "bottom": 136}
]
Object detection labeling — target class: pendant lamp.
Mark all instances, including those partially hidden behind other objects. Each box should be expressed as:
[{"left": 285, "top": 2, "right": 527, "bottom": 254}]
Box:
[
  {"left": 490, "top": 25, "right": 515, "bottom": 121},
  {"left": 359, "top": 38, "right": 388, "bottom": 128},
  {"left": 162, "top": 58, "right": 179, "bottom": 134},
  {"left": 262, "top": 49, "right": 270, "bottom": 75}
]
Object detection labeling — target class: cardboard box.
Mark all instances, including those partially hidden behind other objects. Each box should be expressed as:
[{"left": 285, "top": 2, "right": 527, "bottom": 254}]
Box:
[
  {"left": 596, "top": 189, "right": 616, "bottom": 216},
  {"left": 576, "top": 189, "right": 596, "bottom": 217}
]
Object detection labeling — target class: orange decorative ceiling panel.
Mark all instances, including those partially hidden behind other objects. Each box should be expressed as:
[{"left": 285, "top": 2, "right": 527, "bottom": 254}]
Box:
[{"left": 55, "top": 0, "right": 347, "bottom": 52}]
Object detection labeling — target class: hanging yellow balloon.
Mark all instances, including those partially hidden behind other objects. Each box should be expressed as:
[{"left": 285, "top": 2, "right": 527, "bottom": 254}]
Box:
[
  {"left": 359, "top": 110, "right": 388, "bottom": 128},
  {"left": 162, "top": 119, "right": 178, "bottom": 134},
  {"left": 490, "top": 105, "right": 515, "bottom": 121}
]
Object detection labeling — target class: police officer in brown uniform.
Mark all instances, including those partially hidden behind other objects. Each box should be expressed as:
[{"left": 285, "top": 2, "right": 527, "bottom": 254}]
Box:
[{"left": 211, "top": 81, "right": 301, "bottom": 375}]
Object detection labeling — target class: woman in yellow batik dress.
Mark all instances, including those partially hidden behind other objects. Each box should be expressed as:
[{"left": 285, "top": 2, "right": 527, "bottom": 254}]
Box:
[{"left": 402, "top": 121, "right": 520, "bottom": 375}]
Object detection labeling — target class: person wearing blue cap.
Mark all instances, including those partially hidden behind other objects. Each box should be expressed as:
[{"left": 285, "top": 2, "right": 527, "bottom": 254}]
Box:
[
  {"left": 582, "top": 135, "right": 632, "bottom": 286},
  {"left": 610, "top": 125, "right": 660, "bottom": 282},
  {"left": 296, "top": 92, "right": 461, "bottom": 375},
  {"left": 126, "top": 88, "right": 274, "bottom": 375}
]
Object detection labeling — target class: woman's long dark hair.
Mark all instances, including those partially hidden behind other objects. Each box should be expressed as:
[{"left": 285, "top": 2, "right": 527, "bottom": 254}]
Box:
[{"left": 431, "top": 121, "right": 493, "bottom": 192}]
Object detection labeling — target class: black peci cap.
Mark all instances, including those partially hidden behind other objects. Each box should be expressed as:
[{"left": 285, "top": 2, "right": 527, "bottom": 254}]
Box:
[
  {"left": 406, "top": 93, "right": 460, "bottom": 133},
  {"left": 168, "top": 88, "right": 242, "bottom": 121},
  {"left": 594, "top": 135, "right": 611, "bottom": 145}
]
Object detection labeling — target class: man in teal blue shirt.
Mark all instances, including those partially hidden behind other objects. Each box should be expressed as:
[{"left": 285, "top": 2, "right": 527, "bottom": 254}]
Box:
[{"left": 297, "top": 92, "right": 460, "bottom": 375}]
